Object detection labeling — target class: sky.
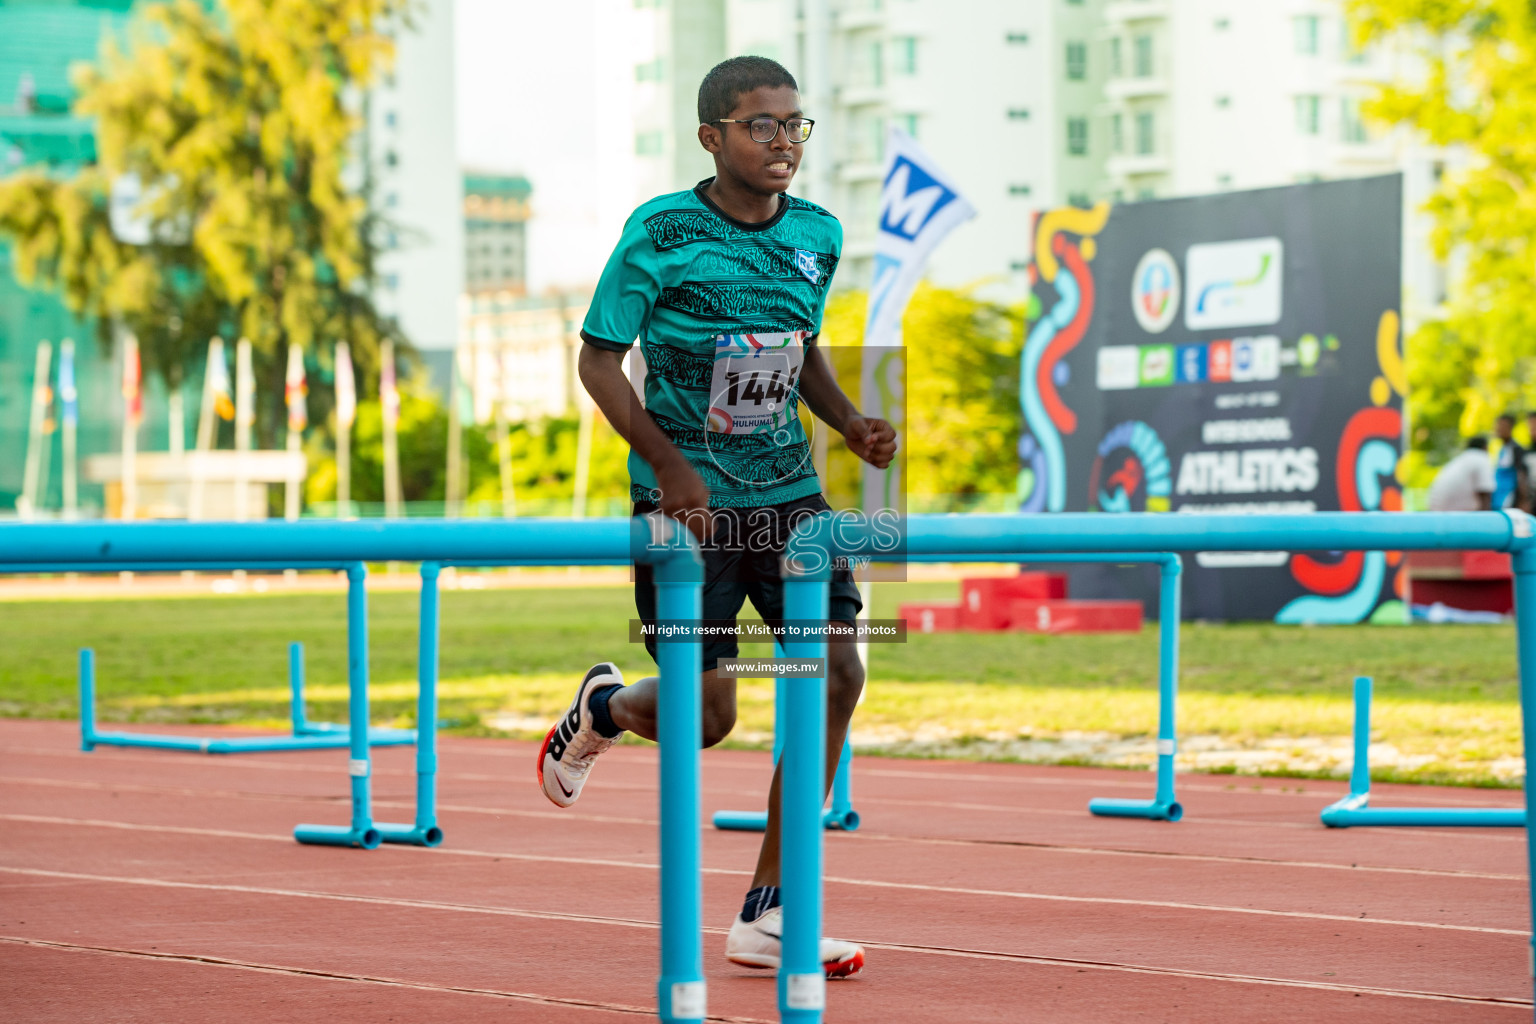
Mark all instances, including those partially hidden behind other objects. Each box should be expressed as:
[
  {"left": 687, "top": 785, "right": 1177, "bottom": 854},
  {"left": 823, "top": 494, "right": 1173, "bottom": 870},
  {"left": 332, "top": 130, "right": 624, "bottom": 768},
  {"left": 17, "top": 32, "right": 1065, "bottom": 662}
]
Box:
[{"left": 454, "top": 0, "right": 638, "bottom": 293}]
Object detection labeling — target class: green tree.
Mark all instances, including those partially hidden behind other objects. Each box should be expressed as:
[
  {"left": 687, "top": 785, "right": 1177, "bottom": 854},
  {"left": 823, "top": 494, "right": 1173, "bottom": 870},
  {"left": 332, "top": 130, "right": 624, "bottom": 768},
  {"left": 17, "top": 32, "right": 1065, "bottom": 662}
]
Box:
[
  {"left": 820, "top": 284, "right": 1025, "bottom": 509},
  {"left": 1348, "top": 0, "right": 1536, "bottom": 453},
  {"left": 0, "top": 0, "right": 408, "bottom": 445}
]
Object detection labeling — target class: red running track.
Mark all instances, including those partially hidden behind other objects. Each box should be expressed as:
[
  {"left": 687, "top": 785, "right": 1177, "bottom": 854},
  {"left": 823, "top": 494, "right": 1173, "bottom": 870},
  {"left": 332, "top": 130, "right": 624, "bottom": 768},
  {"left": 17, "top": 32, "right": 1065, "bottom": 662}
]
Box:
[{"left": 0, "top": 718, "right": 1530, "bottom": 1023}]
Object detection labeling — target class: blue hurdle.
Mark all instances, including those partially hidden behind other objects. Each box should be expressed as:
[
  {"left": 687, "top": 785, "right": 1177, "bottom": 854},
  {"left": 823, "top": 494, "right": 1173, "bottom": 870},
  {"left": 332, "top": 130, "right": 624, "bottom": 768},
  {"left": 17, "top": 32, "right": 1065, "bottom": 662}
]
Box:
[
  {"left": 712, "top": 550, "right": 1183, "bottom": 835},
  {"left": 1320, "top": 674, "right": 1525, "bottom": 828}
]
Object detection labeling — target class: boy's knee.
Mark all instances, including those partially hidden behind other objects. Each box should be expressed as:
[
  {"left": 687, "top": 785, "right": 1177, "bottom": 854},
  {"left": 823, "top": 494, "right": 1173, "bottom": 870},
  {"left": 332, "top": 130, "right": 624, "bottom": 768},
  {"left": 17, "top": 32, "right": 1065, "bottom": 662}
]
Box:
[{"left": 701, "top": 691, "right": 737, "bottom": 748}]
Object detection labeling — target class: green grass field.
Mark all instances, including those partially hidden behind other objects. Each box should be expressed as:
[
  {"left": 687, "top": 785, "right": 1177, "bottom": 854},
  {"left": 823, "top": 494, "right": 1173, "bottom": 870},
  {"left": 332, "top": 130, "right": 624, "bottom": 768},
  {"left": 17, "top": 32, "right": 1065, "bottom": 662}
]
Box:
[{"left": 1, "top": 579, "right": 1521, "bottom": 787}]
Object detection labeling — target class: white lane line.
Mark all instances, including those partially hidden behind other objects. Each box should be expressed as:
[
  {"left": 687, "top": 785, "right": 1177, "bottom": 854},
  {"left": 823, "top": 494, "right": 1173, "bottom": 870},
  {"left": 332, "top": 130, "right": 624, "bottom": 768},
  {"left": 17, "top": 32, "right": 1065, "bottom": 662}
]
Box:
[
  {"left": 1, "top": 882, "right": 1526, "bottom": 1010},
  {"left": 0, "top": 819, "right": 1525, "bottom": 936},
  {"left": 0, "top": 936, "right": 768, "bottom": 1023},
  {"left": 842, "top": 830, "right": 1525, "bottom": 881}
]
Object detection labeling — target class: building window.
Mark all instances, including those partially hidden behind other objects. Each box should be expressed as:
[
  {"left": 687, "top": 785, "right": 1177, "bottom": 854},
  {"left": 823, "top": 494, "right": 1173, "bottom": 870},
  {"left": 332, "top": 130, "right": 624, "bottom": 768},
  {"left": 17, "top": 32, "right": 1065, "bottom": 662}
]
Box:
[
  {"left": 1111, "top": 113, "right": 1123, "bottom": 153},
  {"left": 1110, "top": 37, "right": 1122, "bottom": 77},
  {"left": 1214, "top": 17, "right": 1230, "bottom": 30},
  {"left": 1068, "top": 192, "right": 1090, "bottom": 207},
  {"left": 1294, "top": 15, "right": 1320, "bottom": 55},
  {"left": 1215, "top": 94, "right": 1231, "bottom": 108},
  {"left": 384, "top": 273, "right": 399, "bottom": 291},
  {"left": 1065, "top": 41, "right": 1087, "bottom": 80},
  {"left": 384, "top": 110, "right": 397, "bottom": 128},
  {"left": 1340, "top": 97, "right": 1367, "bottom": 142},
  {"left": 385, "top": 192, "right": 398, "bottom": 208},
  {"left": 894, "top": 36, "right": 918, "bottom": 75},
  {"left": 1008, "top": 183, "right": 1032, "bottom": 197},
  {"left": 1007, "top": 108, "right": 1031, "bottom": 121},
  {"left": 635, "top": 59, "right": 664, "bottom": 83},
  {"left": 896, "top": 112, "right": 920, "bottom": 138},
  {"left": 1133, "top": 34, "right": 1154, "bottom": 77},
  {"left": 1006, "top": 32, "right": 1030, "bottom": 45},
  {"left": 384, "top": 150, "right": 398, "bottom": 168},
  {"left": 1066, "top": 117, "right": 1088, "bottom": 156},
  {"left": 1135, "top": 111, "right": 1155, "bottom": 155},
  {"left": 1066, "top": 0, "right": 1084, "bottom": 5},
  {"left": 1136, "top": 187, "right": 1156, "bottom": 201},
  {"left": 1294, "top": 94, "right": 1321, "bottom": 135},
  {"left": 635, "top": 131, "right": 664, "bottom": 155},
  {"left": 1216, "top": 173, "right": 1233, "bottom": 189}
]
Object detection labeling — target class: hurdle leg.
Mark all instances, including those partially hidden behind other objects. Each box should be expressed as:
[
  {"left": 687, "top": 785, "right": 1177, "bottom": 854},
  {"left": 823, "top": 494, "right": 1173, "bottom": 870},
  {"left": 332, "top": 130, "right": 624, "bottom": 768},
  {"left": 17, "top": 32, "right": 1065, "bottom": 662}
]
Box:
[
  {"left": 1321, "top": 677, "right": 1374, "bottom": 826},
  {"left": 1090, "top": 554, "right": 1183, "bottom": 821},
  {"left": 780, "top": 574, "right": 828, "bottom": 1023},
  {"left": 378, "top": 561, "right": 444, "bottom": 847},
  {"left": 295, "top": 562, "right": 381, "bottom": 849},
  {"left": 289, "top": 642, "right": 308, "bottom": 736},
  {"left": 655, "top": 555, "right": 705, "bottom": 1023},
  {"left": 1512, "top": 548, "right": 1536, "bottom": 994},
  {"left": 79, "top": 648, "right": 96, "bottom": 751}
]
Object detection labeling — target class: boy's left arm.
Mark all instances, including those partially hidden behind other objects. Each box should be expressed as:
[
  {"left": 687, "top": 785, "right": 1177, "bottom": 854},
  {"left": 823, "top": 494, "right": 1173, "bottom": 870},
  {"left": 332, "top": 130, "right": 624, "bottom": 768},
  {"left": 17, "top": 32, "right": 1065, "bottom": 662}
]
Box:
[{"left": 798, "top": 342, "right": 898, "bottom": 470}]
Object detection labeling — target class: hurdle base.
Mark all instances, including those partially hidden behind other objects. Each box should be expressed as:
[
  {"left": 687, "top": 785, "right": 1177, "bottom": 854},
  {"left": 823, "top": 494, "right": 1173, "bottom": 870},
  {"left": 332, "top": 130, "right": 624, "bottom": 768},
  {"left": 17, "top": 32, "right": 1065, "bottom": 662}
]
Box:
[
  {"left": 293, "top": 823, "right": 382, "bottom": 849},
  {"left": 711, "top": 808, "right": 861, "bottom": 832},
  {"left": 83, "top": 726, "right": 416, "bottom": 754},
  {"left": 1088, "top": 797, "right": 1183, "bottom": 822},
  {"left": 375, "top": 821, "right": 445, "bottom": 847},
  {"left": 1321, "top": 793, "right": 1523, "bottom": 828}
]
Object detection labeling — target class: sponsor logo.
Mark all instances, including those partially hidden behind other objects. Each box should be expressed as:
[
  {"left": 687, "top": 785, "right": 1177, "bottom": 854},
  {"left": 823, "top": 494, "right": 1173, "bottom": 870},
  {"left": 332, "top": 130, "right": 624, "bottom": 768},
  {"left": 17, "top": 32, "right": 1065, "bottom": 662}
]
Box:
[
  {"left": 1139, "top": 345, "right": 1175, "bottom": 387},
  {"left": 795, "top": 248, "right": 822, "bottom": 284},
  {"left": 1176, "top": 344, "right": 1206, "bottom": 383},
  {"left": 1131, "top": 248, "right": 1180, "bottom": 334},
  {"left": 1184, "top": 237, "right": 1283, "bottom": 330},
  {"left": 1097, "top": 346, "right": 1140, "bottom": 390},
  {"left": 879, "top": 156, "right": 959, "bottom": 240},
  {"left": 1207, "top": 339, "right": 1233, "bottom": 382},
  {"left": 1231, "top": 335, "right": 1280, "bottom": 382}
]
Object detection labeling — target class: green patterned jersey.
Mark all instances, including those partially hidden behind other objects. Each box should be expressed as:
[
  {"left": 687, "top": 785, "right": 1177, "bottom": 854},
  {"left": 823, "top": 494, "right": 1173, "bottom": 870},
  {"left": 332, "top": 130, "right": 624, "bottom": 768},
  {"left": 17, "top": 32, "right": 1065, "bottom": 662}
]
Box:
[{"left": 582, "top": 179, "right": 842, "bottom": 509}]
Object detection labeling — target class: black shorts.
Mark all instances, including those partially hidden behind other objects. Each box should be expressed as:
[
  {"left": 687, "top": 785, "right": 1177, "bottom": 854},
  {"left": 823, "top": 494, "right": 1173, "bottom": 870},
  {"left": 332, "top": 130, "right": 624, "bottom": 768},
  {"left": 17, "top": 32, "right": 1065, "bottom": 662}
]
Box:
[{"left": 633, "top": 494, "right": 863, "bottom": 672}]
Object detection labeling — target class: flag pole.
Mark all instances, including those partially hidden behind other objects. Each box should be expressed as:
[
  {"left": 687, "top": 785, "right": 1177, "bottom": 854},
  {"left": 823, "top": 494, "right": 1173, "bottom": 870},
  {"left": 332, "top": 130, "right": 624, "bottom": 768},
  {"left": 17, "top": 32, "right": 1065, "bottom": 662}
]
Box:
[
  {"left": 495, "top": 344, "right": 515, "bottom": 518},
  {"left": 121, "top": 333, "right": 141, "bottom": 521},
  {"left": 19, "top": 340, "right": 53, "bottom": 520},
  {"left": 60, "top": 338, "right": 78, "bottom": 521},
  {"left": 334, "top": 340, "right": 355, "bottom": 519},
  {"left": 189, "top": 337, "right": 222, "bottom": 520},
  {"left": 284, "top": 342, "right": 307, "bottom": 521},
  {"left": 381, "top": 339, "right": 402, "bottom": 517},
  {"left": 446, "top": 346, "right": 463, "bottom": 518}
]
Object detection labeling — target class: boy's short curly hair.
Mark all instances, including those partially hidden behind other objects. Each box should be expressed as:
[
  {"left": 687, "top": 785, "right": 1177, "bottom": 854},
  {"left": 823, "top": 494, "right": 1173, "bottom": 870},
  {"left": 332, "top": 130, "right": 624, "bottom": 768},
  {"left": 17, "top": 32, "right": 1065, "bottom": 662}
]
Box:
[{"left": 697, "top": 56, "right": 799, "bottom": 125}]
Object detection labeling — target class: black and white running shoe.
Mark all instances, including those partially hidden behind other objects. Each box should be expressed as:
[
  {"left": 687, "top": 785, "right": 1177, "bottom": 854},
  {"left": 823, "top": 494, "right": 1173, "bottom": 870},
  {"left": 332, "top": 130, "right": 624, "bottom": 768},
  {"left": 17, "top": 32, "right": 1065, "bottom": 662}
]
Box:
[{"left": 537, "top": 662, "right": 624, "bottom": 808}]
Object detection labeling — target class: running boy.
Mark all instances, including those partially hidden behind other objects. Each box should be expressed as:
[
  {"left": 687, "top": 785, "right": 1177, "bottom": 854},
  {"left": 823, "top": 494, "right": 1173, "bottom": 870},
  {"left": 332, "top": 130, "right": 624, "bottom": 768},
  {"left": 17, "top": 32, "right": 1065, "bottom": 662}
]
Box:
[{"left": 536, "top": 56, "right": 896, "bottom": 978}]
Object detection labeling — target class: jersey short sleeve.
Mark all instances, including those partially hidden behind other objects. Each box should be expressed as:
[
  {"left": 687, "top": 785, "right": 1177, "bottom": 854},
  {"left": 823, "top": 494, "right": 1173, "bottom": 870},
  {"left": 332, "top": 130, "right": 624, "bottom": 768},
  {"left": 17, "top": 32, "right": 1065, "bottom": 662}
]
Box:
[{"left": 581, "top": 214, "right": 663, "bottom": 352}]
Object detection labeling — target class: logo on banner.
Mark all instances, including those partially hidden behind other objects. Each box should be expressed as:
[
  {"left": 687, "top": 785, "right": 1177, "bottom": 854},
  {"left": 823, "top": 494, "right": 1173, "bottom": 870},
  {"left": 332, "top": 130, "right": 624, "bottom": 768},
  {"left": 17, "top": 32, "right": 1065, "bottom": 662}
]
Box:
[
  {"left": 1139, "top": 345, "right": 1175, "bottom": 387},
  {"left": 879, "top": 156, "right": 959, "bottom": 240},
  {"left": 795, "top": 249, "right": 821, "bottom": 284},
  {"left": 1185, "top": 237, "right": 1283, "bottom": 330},
  {"left": 1176, "top": 344, "right": 1207, "bottom": 383},
  {"left": 1231, "top": 335, "right": 1281, "bottom": 382},
  {"left": 1131, "top": 248, "right": 1180, "bottom": 334}
]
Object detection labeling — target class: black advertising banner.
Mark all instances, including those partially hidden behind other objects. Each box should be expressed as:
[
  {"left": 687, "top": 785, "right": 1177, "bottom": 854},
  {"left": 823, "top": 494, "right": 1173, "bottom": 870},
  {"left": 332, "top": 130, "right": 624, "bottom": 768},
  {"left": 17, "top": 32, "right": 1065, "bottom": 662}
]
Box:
[{"left": 1018, "top": 175, "right": 1405, "bottom": 622}]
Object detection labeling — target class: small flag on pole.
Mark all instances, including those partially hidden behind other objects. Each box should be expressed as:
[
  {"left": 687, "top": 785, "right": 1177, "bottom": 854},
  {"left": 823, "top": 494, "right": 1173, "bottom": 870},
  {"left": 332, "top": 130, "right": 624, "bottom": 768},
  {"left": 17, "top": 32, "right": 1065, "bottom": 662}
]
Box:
[
  {"left": 209, "top": 339, "right": 234, "bottom": 420},
  {"left": 122, "top": 335, "right": 142, "bottom": 425},
  {"left": 285, "top": 343, "right": 308, "bottom": 432},
  {"left": 381, "top": 342, "right": 400, "bottom": 428},
  {"left": 334, "top": 341, "right": 356, "bottom": 429}
]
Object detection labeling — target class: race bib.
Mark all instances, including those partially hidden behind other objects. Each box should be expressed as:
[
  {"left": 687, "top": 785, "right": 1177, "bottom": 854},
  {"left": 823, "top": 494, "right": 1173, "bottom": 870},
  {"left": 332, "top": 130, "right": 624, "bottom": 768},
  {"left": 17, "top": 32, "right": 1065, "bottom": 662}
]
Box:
[{"left": 706, "top": 332, "right": 808, "bottom": 440}]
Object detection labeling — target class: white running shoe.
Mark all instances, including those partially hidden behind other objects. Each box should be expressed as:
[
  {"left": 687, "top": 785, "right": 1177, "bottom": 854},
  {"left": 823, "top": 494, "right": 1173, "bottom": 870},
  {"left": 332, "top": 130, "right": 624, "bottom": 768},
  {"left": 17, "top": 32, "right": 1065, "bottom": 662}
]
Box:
[
  {"left": 537, "top": 663, "right": 624, "bottom": 808},
  {"left": 725, "top": 906, "right": 866, "bottom": 978}
]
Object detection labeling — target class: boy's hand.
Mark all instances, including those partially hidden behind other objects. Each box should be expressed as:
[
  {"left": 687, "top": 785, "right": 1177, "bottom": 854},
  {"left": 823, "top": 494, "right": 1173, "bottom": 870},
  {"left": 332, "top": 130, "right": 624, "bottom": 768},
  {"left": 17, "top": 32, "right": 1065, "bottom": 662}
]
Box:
[
  {"left": 655, "top": 456, "right": 713, "bottom": 539},
  {"left": 843, "top": 415, "right": 898, "bottom": 469}
]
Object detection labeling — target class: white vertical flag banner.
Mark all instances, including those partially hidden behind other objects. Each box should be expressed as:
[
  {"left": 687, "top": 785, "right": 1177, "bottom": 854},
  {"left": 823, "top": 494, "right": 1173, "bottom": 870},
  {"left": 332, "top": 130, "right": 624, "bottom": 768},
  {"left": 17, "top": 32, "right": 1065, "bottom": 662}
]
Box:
[
  {"left": 60, "top": 338, "right": 78, "bottom": 520},
  {"left": 380, "top": 339, "right": 402, "bottom": 517},
  {"left": 334, "top": 340, "right": 356, "bottom": 518},
  {"left": 234, "top": 338, "right": 254, "bottom": 521},
  {"left": 284, "top": 343, "right": 307, "bottom": 521},
  {"left": 860, "top": 126, "right": 975, "bottom": 514},
  {"left": 19, "top": 340, "right": 53, "bottom": 520}
]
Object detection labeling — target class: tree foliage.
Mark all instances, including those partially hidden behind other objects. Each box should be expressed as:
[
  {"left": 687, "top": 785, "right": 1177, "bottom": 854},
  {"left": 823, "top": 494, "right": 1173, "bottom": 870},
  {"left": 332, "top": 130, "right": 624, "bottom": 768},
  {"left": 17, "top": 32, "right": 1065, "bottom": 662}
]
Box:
[
  {"left": 0, "top": 0, "right": 409, "bottom": 444},
  {"left": 820, "top": 284, "right": 1024, "bottom": 507},
  {"left": 1348, "top": 0, "right": 1536, "bottom": 451}
]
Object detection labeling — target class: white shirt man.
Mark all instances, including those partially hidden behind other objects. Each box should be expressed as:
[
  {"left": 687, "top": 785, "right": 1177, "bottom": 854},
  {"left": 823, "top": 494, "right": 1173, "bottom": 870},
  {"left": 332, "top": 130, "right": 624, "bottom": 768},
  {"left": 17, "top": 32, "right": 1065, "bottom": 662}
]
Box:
[{"left": 1428, "top": 440, "right": 1494, "bottom": 512}]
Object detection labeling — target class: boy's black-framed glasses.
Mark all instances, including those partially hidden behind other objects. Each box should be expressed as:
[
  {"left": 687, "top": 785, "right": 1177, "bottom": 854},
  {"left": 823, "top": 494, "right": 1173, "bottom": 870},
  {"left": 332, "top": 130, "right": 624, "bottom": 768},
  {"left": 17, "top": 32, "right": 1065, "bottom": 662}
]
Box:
[{"left": 712, "top": 117, "right": 815, "bottom": 144}]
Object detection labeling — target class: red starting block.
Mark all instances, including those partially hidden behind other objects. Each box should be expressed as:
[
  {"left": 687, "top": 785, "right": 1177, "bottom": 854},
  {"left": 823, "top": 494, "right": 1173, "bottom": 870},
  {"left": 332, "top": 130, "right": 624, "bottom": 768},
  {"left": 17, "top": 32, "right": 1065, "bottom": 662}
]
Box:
[
  {"left": 898, "top": 602, "right": 961, "bottom": 634},
  {"left": 960, "top": 573, "right": 1070, "bottom": 630},
  {"left": 1006, "top": 599, "right": 1143, "bottom": 634}
]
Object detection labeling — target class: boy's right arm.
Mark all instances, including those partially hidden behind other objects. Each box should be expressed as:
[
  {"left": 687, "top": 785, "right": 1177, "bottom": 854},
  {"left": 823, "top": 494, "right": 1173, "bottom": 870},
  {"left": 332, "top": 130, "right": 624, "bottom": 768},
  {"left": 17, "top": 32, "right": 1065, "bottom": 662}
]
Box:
[{"left": 578, "top": 345, "right": 711, "bottom": 536}]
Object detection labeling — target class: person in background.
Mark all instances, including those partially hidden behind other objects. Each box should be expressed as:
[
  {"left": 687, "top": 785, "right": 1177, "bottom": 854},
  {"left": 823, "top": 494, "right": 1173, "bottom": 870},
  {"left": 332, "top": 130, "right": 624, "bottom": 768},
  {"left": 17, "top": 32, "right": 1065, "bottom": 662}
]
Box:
[
  {"left": 1428, "top": 436, "right": 1494, "bottom": 512},
  {"left": 1493, "top": 413, "right": 1526, "bottom": 509},
  {"left": 1523, "top": 412, "right": 1536, "bottom": 513}
]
